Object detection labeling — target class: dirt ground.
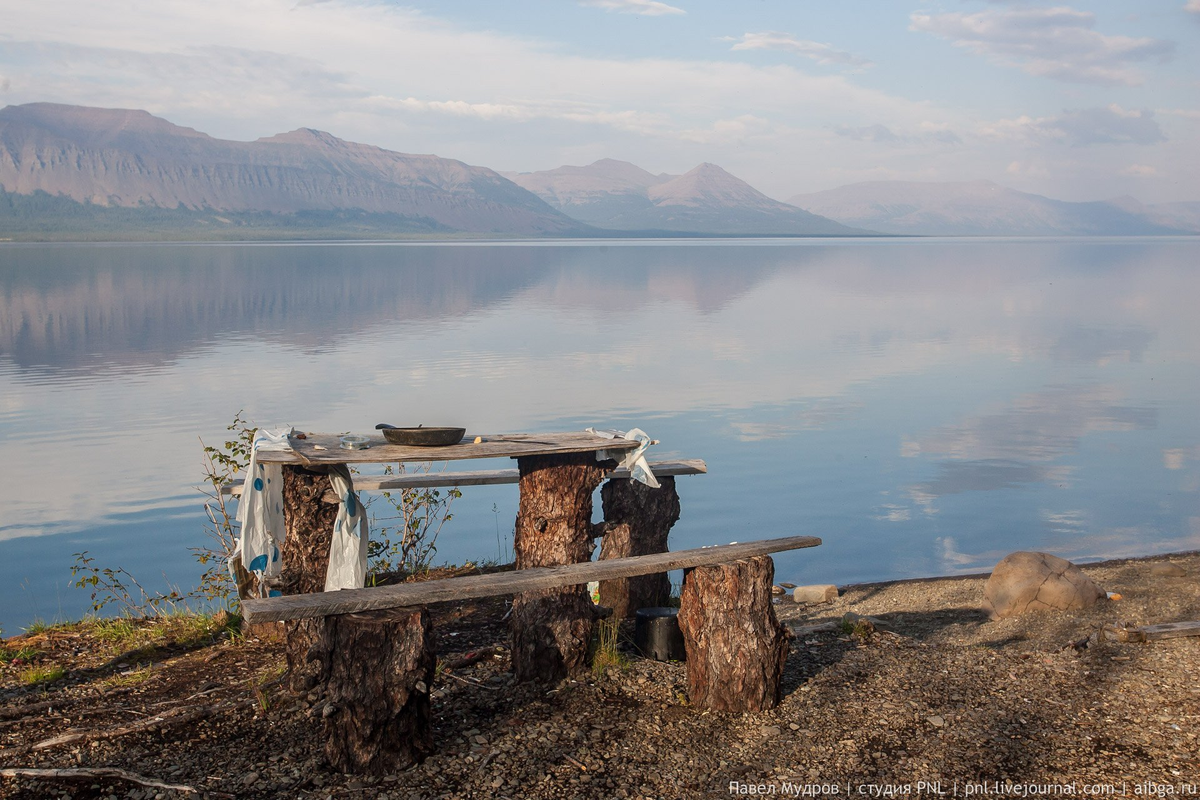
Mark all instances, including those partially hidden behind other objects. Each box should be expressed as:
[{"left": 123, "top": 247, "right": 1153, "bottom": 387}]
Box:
[{"left": 2, "top": 551, "right": 1198, "bottom": 800}]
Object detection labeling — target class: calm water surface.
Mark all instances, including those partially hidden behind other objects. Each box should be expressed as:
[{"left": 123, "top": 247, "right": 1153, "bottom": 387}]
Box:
[{"left": 1, "top": 238, "right": 1198, "bottom": 632}]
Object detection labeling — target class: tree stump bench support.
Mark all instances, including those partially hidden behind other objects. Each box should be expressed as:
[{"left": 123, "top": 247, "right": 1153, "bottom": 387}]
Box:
[
  {"left": 677, "top": 555, "right": 791, "bottom": 713},
  {"left": 310, "top": 608, "right": 434, "bottom": 775}
]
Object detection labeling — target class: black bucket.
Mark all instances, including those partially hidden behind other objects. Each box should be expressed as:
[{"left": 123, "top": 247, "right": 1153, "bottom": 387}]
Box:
[{"left": 634, "top": 607, "right": 686, "bottom": 662}]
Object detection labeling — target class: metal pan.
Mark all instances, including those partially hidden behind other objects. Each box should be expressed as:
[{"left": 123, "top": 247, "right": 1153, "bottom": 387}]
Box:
[{"left": 375, "top": 424, "right": 466, "bottom": 447}]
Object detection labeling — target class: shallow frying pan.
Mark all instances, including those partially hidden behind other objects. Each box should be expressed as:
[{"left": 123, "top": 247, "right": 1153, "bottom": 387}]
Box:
[{"left": 375, "top": 423, "right": 466, "bottom": 447}]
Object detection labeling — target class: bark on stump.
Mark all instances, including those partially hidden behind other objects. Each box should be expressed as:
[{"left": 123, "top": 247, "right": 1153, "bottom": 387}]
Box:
[
  {"left": 511, "top": 452, "right": 612, "bottom": 682},
  {"left": 597, "top": 476, "right": 680, "bottom": 618},
  {"left": 281, "top": 465, "right": 339, "bottom": 693},
  {"left": 677, "top": 556, "right": 792, "bottom": 712},
  {"left": 312, "top": 609, "right": 434, "bottom": 775}
]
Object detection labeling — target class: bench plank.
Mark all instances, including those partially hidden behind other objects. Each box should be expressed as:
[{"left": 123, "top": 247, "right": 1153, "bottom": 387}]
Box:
[
  {"left": 223, "top": 459, "right": 707, "bottom": 497},
  {"left": 242, "top": 534, "right": 820, "bottom": 624}
]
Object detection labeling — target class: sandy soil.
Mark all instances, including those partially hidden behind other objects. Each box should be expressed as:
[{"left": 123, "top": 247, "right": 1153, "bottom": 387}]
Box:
[{"left": 1, "top": 552, "right": 1198, "bottom": 799}]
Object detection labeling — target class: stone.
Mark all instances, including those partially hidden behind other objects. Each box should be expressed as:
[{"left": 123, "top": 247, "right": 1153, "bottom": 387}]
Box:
[
  {"left": 771, "top": 585, "right": 785, "bottom": 596},
  {"left": 1150, "top": 562, "right": 1187, "bottom": 577},
  {"left": 792, "top": 584, "right": 838, "bottom": 603},
  {"left": 927, "top": 716, "right": 945, "bottom": 728},
  {"left": 982, "top": 552, "right": 1106, "bottom": 619}
]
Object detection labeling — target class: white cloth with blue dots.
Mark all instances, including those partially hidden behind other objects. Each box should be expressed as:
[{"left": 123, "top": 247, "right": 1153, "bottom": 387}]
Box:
[
  {"left": 233, "top": 427, "right": 292, "bottom": 592},
  {"left": 324, "top": 464, "right": 369, "bottom": 591}
]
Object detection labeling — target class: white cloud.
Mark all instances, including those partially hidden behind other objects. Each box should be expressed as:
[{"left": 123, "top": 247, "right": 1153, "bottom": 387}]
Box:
[
  {"left": 0, "top": 0, "right": 942, "bottom": 156},
  {"left": 1120, "top": 163, "right": 1158, "bottom": 176},
  {"left": 579, "top": 0, "right": 684, "bottom": 16},
  {"left": 911, "top": 6, "right": 1174, "bottom": 86},
  {"left": 1187, "top": 1, "right": 1200, "bottom": 13},
  {"left": 365, "top": 95, "right": 530, "bottom": 121},
  {"left": 832, "top": 121, "right": 960, "bottom": 146},
  {"left": 981, "top": 105, "right": 1165, "bottom": 147},
  {"left": 729, "top": 32, "right": 873, "bottom": 69},
  {"left": 1006, "top": 160, "right": 1050, "bottom": 176}
]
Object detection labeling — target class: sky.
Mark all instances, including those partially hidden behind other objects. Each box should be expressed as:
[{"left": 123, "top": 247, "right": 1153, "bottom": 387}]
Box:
[{"left": 0, "top": 0, "right": 1198, "bottom": 204}]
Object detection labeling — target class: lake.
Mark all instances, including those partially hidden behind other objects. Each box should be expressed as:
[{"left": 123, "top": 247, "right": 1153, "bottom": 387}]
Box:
[{"left": 1, "top": 237, "right": 1198, "bottom": 633}]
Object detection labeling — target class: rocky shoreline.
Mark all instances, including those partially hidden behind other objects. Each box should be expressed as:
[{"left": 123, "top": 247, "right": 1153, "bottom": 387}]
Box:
[{"left": 1, "top": 551, "right": 1197, "bottom": 799}]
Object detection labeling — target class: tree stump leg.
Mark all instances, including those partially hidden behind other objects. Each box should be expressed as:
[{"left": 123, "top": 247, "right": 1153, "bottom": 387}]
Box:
[
  {"left": 597, "top": 476, "right": 680, "bottom": 617},
  {"left": 511, "top": 452, "right": 612, "bottom": 682},
  {"left": 280, "top": 465, "right": 339, "bottom": 693},
  {"left": 313, "top": 609, "right": 434, "bottom": 775},
  {"left": 677, "top": 556, "right": 792, "bottom": 712},
  {"left": 511, "top": 589, "right": 601, "bottom": 681}
]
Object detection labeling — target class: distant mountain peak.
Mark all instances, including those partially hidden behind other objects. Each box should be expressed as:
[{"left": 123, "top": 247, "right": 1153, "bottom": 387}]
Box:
[
  {"left": 257, "top": 127, "right": 347, "bottom": 148},
  {"left": 0, "top": 102, "right": 210, "bottom": 142},
  {"left": 647, "top": 162, "right": 781, "bottom": 209}
]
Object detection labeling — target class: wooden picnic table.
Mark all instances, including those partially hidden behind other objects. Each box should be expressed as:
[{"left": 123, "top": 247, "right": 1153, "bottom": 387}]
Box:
[
  {"left": 254, "top": 429, "right": 642, "bottom": 685},
  {"left": 243, "top": 429, "right": 809, "bottom": 774}
]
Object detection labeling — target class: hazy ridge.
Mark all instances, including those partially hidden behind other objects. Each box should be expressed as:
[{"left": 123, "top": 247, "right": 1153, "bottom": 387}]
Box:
[{"left": 788, "top": 180, "right": 1199, "bottom": 236}]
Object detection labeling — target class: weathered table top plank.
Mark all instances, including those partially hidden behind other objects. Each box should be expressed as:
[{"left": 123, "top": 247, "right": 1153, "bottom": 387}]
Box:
[
  {"left": 223, "top": 458, "right": 707, "bottom": 496},
  {"left": 253, "top": 431, "right": 640, "bottom": 466},
  {"left": 242, "top": 534, "right": 821, "bottom": 624}
]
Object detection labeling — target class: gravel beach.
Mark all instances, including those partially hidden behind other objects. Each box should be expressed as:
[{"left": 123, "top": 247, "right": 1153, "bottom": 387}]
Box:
[{"left": 2, "top": 551, "right": 1198, "bottom": 799}]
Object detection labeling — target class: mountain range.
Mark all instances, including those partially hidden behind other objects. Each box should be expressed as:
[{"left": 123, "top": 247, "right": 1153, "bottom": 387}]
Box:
[
  {"left": 504, "top": 159, "right": 861, "bottom": 235},
  {"left": 0, "top": 103, "right": 1197, "bottom": 240},
  {"left": 0, "top": 103, "right": 854, "bottom": 239},
  {"left": 789, "top": 180, "right": 1200, "bottom": 237},
  {"left": 0, "top": 103, "right": 580, "bottom": 236}
]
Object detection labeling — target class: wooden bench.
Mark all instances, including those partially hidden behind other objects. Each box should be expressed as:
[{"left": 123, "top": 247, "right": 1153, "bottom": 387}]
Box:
[{"left": 243, "top": 535, "right": 819, "bottom": 775}]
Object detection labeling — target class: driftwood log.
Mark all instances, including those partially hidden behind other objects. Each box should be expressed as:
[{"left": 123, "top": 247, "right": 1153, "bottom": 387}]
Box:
[
  {"left": 511, "top": 452, "right": 612, "bottom": 681},
  {"left": 281, "top": 465, "right": 339, "bottom": 692},
  {"left": 312, "top": 609, "right": 434, "bottom": 775},
  {"left": 0, "top": 767, "right": 230, "bottom": 798},
  {"left": 677, "top": 556, "right": 791, "bottom": 712},
  {"left": 597, "top": 476, "right": 680, "bottom": 617}
]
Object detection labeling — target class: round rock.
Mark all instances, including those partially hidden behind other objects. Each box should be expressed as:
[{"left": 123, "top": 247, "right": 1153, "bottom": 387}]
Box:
[
  {"left": 1150, "top": 562, "right": 1187, "bottom": 577},
  {"left": 982, "top": 551, "right": 1106, "bottom": 620}
]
